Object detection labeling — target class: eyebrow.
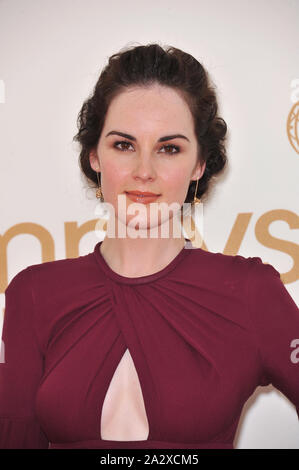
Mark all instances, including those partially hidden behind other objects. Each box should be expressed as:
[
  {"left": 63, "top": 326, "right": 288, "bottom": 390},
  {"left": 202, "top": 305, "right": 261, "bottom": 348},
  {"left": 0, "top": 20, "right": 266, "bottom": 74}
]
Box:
[{"left": 105, "top": 130, "right": 190, "bottom": 143}]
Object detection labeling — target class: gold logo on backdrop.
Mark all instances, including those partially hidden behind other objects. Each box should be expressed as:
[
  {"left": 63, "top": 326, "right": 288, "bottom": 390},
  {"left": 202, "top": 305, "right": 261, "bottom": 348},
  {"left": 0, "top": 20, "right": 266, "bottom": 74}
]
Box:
[
  {"left": 287, "top": 79, "right": 299, "bottom": 154},
  {"left": 287, "top": 101, "right": 299, "bottom": 154}
]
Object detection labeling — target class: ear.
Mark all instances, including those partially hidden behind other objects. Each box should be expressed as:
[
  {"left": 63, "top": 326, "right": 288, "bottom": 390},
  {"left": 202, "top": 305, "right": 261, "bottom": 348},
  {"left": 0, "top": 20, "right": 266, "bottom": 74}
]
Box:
[
  {"left": 191, "top": 160, "right": 206, "bottom": 182},
  {"left": 89, "top": 148, "right": 101, "bottom": 172}
]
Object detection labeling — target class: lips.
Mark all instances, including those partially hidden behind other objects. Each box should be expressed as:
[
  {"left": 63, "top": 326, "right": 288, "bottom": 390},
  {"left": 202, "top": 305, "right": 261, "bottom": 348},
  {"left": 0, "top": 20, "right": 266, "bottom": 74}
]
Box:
[
  {"left": 125, "top": 191, "right": 161, "bottom": 204},
  {"left": 125, "top": 191, "right": 160, "bottom": 197}
]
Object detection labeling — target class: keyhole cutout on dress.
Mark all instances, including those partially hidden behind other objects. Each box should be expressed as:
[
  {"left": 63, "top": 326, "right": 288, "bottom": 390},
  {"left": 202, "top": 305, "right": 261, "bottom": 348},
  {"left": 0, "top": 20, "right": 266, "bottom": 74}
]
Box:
[{"left": 100, "top": 348, "right": 150, "bottom": 441}]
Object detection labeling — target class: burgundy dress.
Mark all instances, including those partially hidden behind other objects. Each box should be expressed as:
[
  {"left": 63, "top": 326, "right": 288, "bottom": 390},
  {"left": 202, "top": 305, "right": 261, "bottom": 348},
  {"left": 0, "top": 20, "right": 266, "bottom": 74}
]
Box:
[{"left": 0, "top": 240, "right": 298, "bottom": 449}]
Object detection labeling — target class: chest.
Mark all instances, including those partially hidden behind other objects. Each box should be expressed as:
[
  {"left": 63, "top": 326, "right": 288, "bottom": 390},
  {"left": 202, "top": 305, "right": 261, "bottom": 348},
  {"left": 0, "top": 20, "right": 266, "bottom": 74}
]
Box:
[
  {"left": 100, "top": 348, "right": 149, "bottom": 440},
  {"left": 36, "top": 297, "right": 259, "bottom": 445}
]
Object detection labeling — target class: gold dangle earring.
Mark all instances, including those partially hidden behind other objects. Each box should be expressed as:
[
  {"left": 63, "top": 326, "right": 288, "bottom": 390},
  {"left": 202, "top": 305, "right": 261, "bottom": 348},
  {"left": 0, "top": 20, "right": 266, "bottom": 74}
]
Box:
[
  {"left": 96, "top": 172, "right": 104, "bottom": 201},
  {"left": 193, "top": 178, "right": 201, "bottom": 205},
  {"left": 191, "top": 178, "right": 203, "bottom": 248}
]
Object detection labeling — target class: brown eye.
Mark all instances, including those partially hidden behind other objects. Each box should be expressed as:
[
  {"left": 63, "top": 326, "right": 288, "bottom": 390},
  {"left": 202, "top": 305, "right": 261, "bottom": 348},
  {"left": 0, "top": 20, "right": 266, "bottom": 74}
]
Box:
[
  {"left": 113, "top": 140, "right": 180, "bottom": 154},
  {"left": 114, "top": 140, "right": 134, "bottom": 151},
  {"left": 160, "top": 144, "right": 180, "bottom": 154}
]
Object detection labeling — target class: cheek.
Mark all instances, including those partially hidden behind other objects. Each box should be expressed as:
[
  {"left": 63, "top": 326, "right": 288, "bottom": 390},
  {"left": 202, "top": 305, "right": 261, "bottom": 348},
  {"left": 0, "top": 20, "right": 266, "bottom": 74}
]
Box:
[
  {"left": 162, "top": 168, "right": 190, "bottom": 195},
  {"left": 101, "top": 162, "right": 128, "bottom": 191}
]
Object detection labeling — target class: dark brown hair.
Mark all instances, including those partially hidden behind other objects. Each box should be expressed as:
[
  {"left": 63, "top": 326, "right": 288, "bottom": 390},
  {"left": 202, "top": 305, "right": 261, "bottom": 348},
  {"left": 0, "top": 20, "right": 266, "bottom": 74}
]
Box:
[{"left": 73, "top": 42, "right": 228, "bottom": 203}]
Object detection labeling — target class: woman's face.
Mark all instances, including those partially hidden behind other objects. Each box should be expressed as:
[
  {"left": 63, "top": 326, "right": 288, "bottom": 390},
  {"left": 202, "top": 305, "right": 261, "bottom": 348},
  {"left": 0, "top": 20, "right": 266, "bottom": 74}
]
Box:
[{"left": 89, "top": 83, "right": 206, "bottom": 234}]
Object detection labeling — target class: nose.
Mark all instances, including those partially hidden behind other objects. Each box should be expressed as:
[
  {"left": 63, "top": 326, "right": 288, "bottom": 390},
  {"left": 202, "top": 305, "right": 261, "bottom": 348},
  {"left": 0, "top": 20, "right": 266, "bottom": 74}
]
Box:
[{"left": 131, "top": 152, "right": 157, "bottom": 182}]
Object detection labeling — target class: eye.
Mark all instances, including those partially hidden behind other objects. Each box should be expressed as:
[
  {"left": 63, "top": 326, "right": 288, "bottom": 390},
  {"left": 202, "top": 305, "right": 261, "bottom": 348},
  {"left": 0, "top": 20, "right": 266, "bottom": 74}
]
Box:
[
  {"left": 114, "top": 140, "right": 134, "bottom": 151},
  {"left": 113, "top": 140, "right": 180, "bottom": 155},
  {"left": 159, "top": 144, "right": 180, "bottom": 154}
]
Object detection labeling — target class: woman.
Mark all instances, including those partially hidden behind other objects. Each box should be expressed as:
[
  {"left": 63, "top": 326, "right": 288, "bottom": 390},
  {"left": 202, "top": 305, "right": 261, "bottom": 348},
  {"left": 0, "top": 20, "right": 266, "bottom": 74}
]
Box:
[{"left": 0, "top": 43, "right": 298, "bottom": 449}]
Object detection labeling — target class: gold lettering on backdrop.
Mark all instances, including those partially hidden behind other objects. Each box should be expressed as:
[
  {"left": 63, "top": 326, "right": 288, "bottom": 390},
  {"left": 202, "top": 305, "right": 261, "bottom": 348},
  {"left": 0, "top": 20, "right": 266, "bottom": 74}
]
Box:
[
  {"left": 0, "top": 223, "right": 55, "bottom": 292},
  {"left": 255, "top": 210, "right": 299, "bottom": 284},
  {"left": 65, "top": 220, "right": 98, "bottom": 258},
  {"left": 222, "top": 213, "right": 253, "bottom": 256},
  {"left": 1, "top": 211, "right": 298, "bottom": 298}
]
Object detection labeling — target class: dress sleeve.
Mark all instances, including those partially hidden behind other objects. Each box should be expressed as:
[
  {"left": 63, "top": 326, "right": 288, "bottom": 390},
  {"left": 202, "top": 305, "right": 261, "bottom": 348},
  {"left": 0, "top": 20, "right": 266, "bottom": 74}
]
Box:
[
  {"left": 0, "top": 267, "right": 49, "bottom": 448},
  {"left": 247, "top": 258, "right": 299, "bottom": 420}
]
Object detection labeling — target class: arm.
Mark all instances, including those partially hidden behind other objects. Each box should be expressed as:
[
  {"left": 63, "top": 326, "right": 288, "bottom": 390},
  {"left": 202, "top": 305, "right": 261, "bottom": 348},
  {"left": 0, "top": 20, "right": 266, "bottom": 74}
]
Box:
[
  {"left": 247, "top": 258, "right": 299, "bottom": 420},
  {"left": 0, "top": 267, "right": 49, "bottom": 448}
]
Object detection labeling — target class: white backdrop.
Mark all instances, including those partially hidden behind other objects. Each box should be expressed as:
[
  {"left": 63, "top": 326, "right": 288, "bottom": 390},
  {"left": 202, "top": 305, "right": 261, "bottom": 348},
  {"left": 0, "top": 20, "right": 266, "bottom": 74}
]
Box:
[{"left": 0, "top": 0, "right": 298, "bottom": 448}]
